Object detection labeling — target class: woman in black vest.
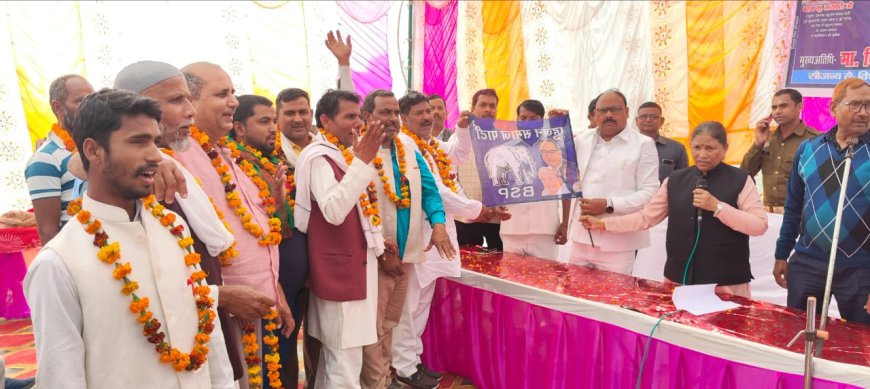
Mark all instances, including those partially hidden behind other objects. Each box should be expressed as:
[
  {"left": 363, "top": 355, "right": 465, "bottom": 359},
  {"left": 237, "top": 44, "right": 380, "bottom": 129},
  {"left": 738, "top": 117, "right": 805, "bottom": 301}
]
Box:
[{"left": 581, "top": 121, "right": 768, "bottom": 298}]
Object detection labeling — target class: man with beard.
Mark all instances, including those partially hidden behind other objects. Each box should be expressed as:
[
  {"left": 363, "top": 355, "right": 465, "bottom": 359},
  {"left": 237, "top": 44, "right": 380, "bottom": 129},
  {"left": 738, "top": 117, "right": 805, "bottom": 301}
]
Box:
[
  {"left": 455, "top": 89, "right": 504, "bottom": 250},
  {"left": 113, "top": 61, "right": 280, "bottom": 382},
  {"left": 360, "top": 90, "right": 453, "bottom": 389},
  {"left": 427, "top": 94, "right": 451, "bottom": 141},
  {"left": 25, "top": 88, "right": 233, "bottom": 388},
  {"left": 393, "top": 91, "right": 507, "bottom": 388},
  {"left": 25, "top": 74, "right": 94, "bottom": 243},
  {"left": 741, "top": 89, "right": 819, "bottom": 214},
  {"left": 278, "top": 30, "right": 356, "bottom": 169},
  {"left": 635, "top": 101, "right": 688, "bottom": 183},
  {"left": 570, "top": 89, "right": 659, "bottom": 275},
  {"left": 230, "top": 94, "right": 308, "bottom": 385},
  {"left": 294, "top": 89, "right": 389, "bottom": 388},
  {"left": 174, "top": 63, "right": 288, "bottom": 388}
]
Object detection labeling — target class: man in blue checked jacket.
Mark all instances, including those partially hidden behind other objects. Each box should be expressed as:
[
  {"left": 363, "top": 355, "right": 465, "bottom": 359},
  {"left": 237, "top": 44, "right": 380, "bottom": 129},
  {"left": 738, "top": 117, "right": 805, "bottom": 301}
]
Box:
[{"left": 773, "top": 78, "right": 870, "bottom": 324}]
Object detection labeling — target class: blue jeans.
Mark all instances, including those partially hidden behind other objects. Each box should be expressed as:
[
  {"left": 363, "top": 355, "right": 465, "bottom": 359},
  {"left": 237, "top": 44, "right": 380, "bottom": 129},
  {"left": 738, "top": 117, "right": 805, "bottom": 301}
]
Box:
[{"left": 786, "top": 252, "right": 870, "bottom": 324}]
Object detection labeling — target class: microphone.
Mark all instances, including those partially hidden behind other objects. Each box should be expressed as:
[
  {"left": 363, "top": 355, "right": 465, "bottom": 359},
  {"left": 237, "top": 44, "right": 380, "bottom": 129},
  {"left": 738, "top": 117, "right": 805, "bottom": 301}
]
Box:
[{"left": 696, "top": 178, "right": 708, "bottom": 223}]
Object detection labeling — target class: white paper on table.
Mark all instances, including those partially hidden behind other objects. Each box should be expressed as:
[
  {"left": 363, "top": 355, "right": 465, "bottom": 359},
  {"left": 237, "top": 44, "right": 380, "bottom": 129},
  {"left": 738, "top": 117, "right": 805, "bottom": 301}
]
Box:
[{"left": 672, "top": 284, "right": 741, "bottom": 316}]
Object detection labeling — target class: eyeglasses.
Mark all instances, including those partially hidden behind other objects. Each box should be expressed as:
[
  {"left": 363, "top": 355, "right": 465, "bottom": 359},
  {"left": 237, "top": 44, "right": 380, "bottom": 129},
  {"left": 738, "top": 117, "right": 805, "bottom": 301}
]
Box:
[
  {"left": 595, "top": 106, "right": 624, "bottom": 115},
  {"left": 841, "top": 100, "right": 870, "bottom": 113},
  {"left": 637, "top": 114, "right": 661, "bottom": 120}
]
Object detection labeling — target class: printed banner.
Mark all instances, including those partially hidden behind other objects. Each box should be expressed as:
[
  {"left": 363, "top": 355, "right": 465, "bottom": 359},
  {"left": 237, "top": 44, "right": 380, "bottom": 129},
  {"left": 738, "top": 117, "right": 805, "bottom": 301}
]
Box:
[
  {"left": 469, "top": 115, "right": 581, "bottom": 207},
  {"left": 786, "top": 0, "right": 870, "bottom": 87}
]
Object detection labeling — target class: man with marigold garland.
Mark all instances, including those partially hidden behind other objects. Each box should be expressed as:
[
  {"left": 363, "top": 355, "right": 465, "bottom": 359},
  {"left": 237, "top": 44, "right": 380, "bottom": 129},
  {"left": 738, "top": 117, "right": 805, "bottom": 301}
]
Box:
[
  {"left": 25, "top": 74, "right": 94, "bottom": 244},
  {"left": 358, "top": 89, "right": 454, "bottom": 389},
  {"left": 25, "top": 88, "right": 233, "bottom": 388},
  {"left": 173, "top": 62, "right": 291, "bottom": 389},
  {"left": 392, "top": 90, "right": 509, "bottom": 388},
  {"left": 293, "top": 89, "right": 389, "bottom": 388}
]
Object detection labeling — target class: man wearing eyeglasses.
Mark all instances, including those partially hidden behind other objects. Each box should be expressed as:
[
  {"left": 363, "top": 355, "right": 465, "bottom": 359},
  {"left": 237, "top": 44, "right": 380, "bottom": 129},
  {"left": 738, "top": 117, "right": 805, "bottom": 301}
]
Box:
[
  {"left": 774, "top": 78, "right": 870, "bottom": 324},
  {"left": 740, "top": 89, "right": 820, "bottom": 214},
  {"left": 636, "top": 101, "right": 688, "bottom": 183},
  {"left": 569, "top": 89, "right": 659, "bottom": 275}
]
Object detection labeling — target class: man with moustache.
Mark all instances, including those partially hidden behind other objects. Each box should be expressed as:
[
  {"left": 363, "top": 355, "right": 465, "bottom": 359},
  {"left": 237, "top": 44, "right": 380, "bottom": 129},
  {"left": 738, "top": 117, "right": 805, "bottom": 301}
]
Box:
[
  {"left": 393, "top": 91, "right": 506, "bottom": 388},
  {"left": 741, "top": 89, "right": 819, "bottom": 214},
  {"left": 113, "top": 61, "right": 282, "bottom": 382},
  {"left": 570, "top": 89, "right": 659, "bottom": 275},
  {"left": 635, "top": 101, "right": 689, "bottom": 183},
  {"left": 174, "top": 62, "right": 287, "bottom": 388},
  {"left": 359, "top": 89, "right": 453, "bottom": 389},
  {"left": 25, "top": 88, "right": 233, "bottom": 388},
  {"left": 231, "top": 94, "right": 307, "bottom": 385},
  {"left": 278, "top": 30, "right": 356, "bottom": 168},
  {"left": 428, "top": 94, "right": 452, "bottom": 141},
  {"left": 774, "top": 78, "right": 870, "bottom": 324},
  {"left": 294, "top": 89, "right": 389, "bottom": 388},
  {"left": 25, "top": 74, "right": 94, "bottom": 243},
  {"left": 455, "top": 89, "right": 504, "bottom": 250}
]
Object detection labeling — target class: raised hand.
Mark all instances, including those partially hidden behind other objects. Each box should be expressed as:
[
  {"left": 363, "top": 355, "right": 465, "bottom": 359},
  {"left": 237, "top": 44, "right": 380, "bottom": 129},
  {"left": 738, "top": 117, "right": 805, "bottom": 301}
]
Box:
[
  {"left": 152, "top": 158, "right": 188, "bottom": 204},
  {"left": 353, "top": 120, "right": 385, "bottom": 164},
  {"left": 326, "top": 30, "right": 352, "bottom": 66},
  {"left": 547, "top": 108, "right": 569, "bottom": 118},
  {"left": 457, "top": 110, "right": 472, "bottom": 129},
  {"left": 754, "top": 116, "right": 772, "bottom": 147}
]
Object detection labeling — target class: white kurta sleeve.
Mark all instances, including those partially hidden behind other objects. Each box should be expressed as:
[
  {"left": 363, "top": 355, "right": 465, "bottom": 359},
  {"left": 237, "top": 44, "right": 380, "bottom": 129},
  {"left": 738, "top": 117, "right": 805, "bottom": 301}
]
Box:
[
  {"left": 23, "top": 248, "right": 87, "bottom": 389},
  {"left": 337, "top": 66, "right": 354, "bottom": 93},
  {"left": 309, "top": 156, "right": 377, "bottom": 225},
  {"left": 441, "top": 125, "right": 473, "bottom": 165},
  {"left": 205, "top": 286, "right": 234, "bottom": 389},
  {"left": 436, "top": 175, "right": 483, "bottom": 221},
  {"left": 611, "top": 138, "right": 660, "bottom": 214}
]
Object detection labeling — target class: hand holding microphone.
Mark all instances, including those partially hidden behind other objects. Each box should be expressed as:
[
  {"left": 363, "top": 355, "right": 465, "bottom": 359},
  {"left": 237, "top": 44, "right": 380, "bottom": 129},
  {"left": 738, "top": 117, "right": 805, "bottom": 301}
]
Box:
[{"left": 692, "top": 178, "right": 720, "bottom": 218}]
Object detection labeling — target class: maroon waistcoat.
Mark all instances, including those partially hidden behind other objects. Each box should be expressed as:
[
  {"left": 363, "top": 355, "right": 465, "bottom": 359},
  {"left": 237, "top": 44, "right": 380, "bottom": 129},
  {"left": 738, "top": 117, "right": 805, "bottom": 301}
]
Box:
[{"left": 306, "top": 156, "right": 369, "bottom": 301}]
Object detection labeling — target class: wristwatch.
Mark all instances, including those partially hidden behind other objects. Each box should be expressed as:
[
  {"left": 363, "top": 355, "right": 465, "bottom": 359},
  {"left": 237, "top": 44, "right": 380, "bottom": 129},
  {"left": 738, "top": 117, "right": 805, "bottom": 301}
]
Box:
[
  {"left": 713, "top": 202, "right": 725, "bottom": 217},
  {"left": 605, "top": 199, "right": 614, "bottom": 214}
]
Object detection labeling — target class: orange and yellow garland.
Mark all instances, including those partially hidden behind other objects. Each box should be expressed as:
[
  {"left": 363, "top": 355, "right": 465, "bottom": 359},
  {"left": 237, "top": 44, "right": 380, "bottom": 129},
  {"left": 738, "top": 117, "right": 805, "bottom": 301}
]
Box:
[
  {"left": 319, "top": 128, "right": 382, "bottom": 226},
  {"left": 401, "top": 126, "right": 459, "bottom": 193},
  {"left": 51, "top": 123, "right": 77, "bottom": 152},
  {"left": 68, "top": 195, "right": 216, "bottom": 372},
  {"left": 189, "top": 125, "right": 282, "bottom": 246},
  {"left": 242, "top": 309, "right": 282, "bottom": 389}
]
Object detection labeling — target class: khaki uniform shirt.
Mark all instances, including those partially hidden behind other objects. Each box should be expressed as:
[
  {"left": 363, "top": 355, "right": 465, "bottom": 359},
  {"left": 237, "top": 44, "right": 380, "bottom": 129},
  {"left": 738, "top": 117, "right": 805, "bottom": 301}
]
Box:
[{"left": 740, "top": 121, "right": 820, "bottom": 206}]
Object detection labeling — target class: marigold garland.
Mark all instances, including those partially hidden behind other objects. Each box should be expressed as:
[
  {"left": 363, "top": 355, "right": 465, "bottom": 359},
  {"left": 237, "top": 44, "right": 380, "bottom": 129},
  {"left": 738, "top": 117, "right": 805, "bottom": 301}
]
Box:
[
  {"left": 401, "top": 126, "right": 459, "bottom": 193},
  {"left": 189, "top": 125, "right": 282, "bottom": 246},
  {"left": 242, "top": 309, "right": 282, "bottom": 389},
  {"left": 71, "top": 195, "right": 216, "bottom": 372},
  {"left": 365, "top": 129, "right": 411, "bottom": 209},
  {"left": 319, "top": 128, "right": 382, "bottom": 226},
  {"left": 51, "top": 123, "right": 77, "bottom": 152}
]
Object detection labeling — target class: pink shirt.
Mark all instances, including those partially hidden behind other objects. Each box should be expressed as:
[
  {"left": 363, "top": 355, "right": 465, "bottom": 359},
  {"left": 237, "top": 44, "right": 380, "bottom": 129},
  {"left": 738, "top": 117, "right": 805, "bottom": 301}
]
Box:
[
  {"left": 605, "top": 176, "right": 768, "bottom": 237},
  {"left": 175, "top": 137, "right": 280, "bottom": 301}
]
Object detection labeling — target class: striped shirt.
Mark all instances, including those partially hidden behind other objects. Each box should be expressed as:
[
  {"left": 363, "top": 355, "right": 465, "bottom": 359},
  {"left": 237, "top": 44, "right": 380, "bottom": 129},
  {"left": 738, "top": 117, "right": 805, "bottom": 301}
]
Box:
[{"left": 24, "top": 132, "right": 84, "bottom": 226}]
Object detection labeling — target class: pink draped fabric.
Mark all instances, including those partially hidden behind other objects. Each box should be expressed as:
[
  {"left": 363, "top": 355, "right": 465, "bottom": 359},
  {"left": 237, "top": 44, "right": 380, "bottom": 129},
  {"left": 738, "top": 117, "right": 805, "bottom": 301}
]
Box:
[
  {"left": 421, "top": 278, "right": 861, "bottom": 389},
  {"left": 337, "top": 0, "right": 392, "bottom": 98},
  {"left": 423, "top": 0, "right": 460, "bottom": 129},
  {"left": 801, "top": 96, "right": 836, "bottom": 132}
]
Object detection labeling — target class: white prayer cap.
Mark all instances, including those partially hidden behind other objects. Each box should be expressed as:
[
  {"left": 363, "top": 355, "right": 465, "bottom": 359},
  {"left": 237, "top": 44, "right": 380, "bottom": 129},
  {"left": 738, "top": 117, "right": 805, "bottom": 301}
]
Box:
[{"left": 114, "top": 61, "right": 184, "bottom": 94}]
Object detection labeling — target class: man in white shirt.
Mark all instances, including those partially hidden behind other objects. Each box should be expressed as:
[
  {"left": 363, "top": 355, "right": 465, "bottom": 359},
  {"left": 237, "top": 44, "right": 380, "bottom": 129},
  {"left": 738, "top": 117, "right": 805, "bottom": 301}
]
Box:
[
  {"left": 569, "top": 89, "right": 659, "bottom": 274},
  {"left": 294, "top": 89, "right": 390, "bottom": 388},
  {"left": 392, "top": 91, "right": 508, "bottom": 388},
  {"left": 25, "top": 88, "right": 234, "bottom": 388}
]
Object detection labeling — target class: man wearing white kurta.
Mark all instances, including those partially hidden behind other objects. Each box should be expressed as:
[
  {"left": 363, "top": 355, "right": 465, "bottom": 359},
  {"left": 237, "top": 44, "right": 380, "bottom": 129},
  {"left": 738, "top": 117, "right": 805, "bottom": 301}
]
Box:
[
  {"left": 391, "top": 92, "right": 502, "bottom": 386},
  {"left": 25, "top": 89, "right": 233, "bottom": 389},
  {"left": 294, "top": 90, "right": 388, "bottom": 388},
  {"left": 569, "top": 90, "right": 659, "bottom": 274},
  {"left": 360, "top": 90, "right": 454, "bottom": 389}
]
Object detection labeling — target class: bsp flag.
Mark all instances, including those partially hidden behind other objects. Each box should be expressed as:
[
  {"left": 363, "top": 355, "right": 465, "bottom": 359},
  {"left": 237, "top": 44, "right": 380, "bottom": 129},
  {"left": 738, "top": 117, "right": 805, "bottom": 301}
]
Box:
[{"left": 469, "top": 115, "right": 581, "bottom": 206}]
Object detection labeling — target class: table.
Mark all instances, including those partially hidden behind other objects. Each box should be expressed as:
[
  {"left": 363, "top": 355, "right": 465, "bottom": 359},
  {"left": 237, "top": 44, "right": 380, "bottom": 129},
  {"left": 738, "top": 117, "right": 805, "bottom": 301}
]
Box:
[
  {"left": 421, "top": 249, "right": 870, "bottom": 388},
  {"left": 0, "top": 226, "right": 39, "bottom": 319}
]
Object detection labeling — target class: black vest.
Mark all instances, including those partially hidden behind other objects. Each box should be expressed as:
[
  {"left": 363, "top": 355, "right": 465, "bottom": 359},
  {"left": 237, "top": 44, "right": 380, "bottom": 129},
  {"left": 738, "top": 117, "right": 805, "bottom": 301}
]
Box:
[{"left": 664, "top": 164, "right": 752, "bottom": 285}]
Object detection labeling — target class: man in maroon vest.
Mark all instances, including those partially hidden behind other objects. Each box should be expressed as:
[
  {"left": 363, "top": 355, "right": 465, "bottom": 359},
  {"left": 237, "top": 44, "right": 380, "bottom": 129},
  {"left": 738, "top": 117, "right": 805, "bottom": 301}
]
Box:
[{"left": 294, "top": 89, "right": 397, "bottom": 387}]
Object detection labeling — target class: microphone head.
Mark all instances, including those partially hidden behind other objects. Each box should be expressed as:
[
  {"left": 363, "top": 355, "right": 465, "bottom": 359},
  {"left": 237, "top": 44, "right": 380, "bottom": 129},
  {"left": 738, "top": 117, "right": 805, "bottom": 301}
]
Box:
[{"left": 696, "top": 178, "right": 708, "bottom": 189}]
